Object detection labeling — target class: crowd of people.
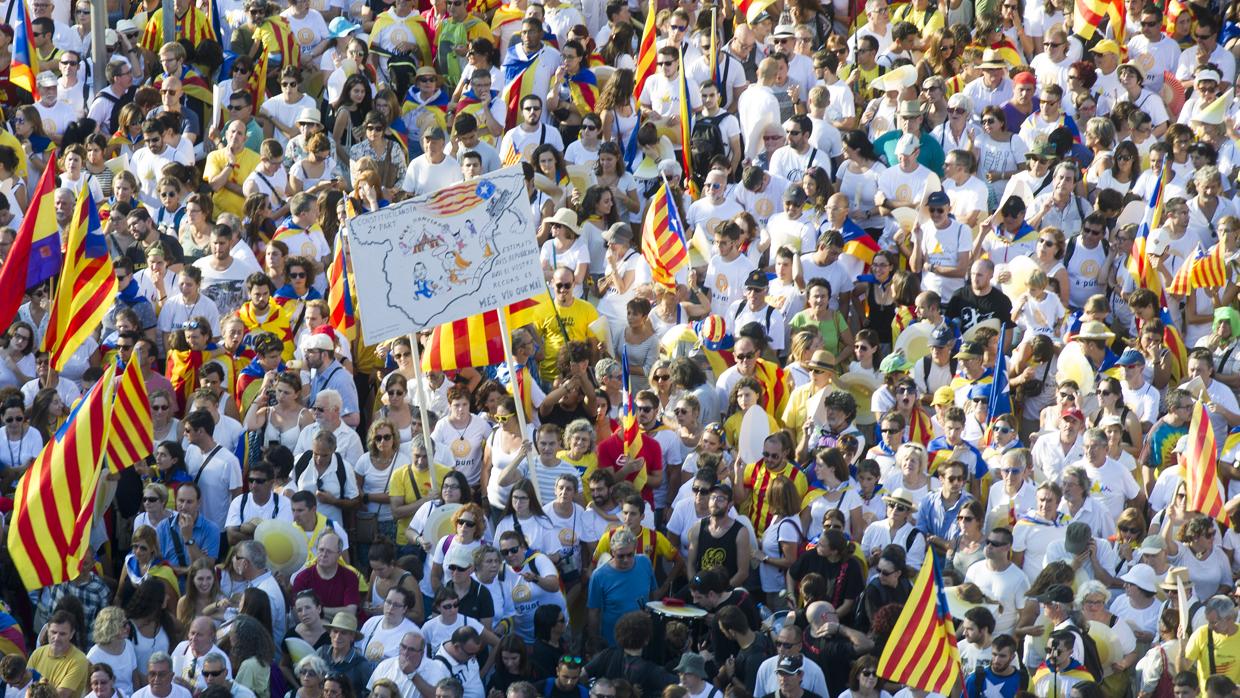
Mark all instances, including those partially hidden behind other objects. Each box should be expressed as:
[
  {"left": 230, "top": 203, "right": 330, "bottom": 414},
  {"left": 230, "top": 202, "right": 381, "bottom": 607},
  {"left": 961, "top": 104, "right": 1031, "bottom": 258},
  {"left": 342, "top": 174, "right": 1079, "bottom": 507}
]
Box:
[{"left": 5, "top": 0, "right": 1240, "bottom": 698}]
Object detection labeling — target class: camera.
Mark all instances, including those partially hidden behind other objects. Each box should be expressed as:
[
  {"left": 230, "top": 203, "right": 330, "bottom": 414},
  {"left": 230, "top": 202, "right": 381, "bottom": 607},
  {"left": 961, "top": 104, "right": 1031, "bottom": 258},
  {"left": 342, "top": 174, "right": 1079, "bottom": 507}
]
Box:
[{"left": 266, "top": 390, "right": 277, "bottom": 407}]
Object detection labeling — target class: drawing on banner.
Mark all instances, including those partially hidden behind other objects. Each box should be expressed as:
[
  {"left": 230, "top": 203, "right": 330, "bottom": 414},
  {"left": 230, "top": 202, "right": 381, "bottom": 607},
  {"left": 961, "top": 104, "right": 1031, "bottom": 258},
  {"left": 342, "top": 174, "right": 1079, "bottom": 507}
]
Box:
[{"left": 349, "top": 165, "right": 543, "bottom": 343}]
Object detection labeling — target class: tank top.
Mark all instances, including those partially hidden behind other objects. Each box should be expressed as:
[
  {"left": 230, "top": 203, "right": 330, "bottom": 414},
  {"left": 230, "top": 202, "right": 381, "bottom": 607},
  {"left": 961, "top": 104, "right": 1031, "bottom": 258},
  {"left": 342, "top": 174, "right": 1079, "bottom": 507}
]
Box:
[
  {"left": 865, "top": 283, "right": 897, "bottom": 345},
  {"left": 692, "top": 518, "right": 743, "bottom": 582},
  {"left": 1065, "top": 238, "right": 1108, "bottom": 310}
]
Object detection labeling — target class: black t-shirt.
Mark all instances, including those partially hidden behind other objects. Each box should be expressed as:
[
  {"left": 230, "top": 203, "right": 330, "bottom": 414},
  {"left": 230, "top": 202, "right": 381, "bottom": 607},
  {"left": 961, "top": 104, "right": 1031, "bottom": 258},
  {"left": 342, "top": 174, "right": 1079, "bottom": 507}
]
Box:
[
  {"left": 945, "top": 286, "right": 1014, "bottom": 336},
  {"left": 457, "top": 579, "right": 495, "bottom": 620},
  {"left": 542, "top": 402, "right": 593, "bottom": 431},
  {"left": 541, "top": 679, "right": 586, "bottom": 698},
  {"left": 706, "top": 590, "right": 763, "bottom": 666},
  {"left": 804, "top": 633, "right": 861, "bottom": 697},
  {"left": 734, "top": 635, "right": 775, "bottom": 692},
  {"left": 788, "top": 552, "right": 864, "bottom": 609}
]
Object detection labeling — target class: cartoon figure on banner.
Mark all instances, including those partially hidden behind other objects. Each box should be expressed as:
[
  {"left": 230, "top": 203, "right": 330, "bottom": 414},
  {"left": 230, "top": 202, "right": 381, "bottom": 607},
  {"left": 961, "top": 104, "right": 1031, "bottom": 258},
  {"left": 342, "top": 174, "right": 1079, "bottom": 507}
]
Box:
[{"left": 413, "top": 263, "right": 437, "bottom": 299}]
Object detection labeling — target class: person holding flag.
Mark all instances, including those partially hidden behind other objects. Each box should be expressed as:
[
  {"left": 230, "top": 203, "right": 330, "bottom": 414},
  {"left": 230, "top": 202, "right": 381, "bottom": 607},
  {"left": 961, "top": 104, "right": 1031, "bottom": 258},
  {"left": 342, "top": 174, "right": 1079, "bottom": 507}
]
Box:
[{"left": 638, "top": 47, "right": 700, "bottom": 152}]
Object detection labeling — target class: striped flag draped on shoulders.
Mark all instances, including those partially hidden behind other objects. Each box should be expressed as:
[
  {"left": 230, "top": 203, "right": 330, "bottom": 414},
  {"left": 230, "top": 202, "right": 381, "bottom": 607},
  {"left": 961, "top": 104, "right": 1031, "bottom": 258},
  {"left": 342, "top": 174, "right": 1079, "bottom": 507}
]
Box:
[
  {"left": 877, "top": 548, "right": 962, "bottom": 694},
  {"left": 8, "top": 366, "right": 116, "bottom": 590},
  {"left": 1186, "top": 401, "right": 1228, "bottom": 525}
]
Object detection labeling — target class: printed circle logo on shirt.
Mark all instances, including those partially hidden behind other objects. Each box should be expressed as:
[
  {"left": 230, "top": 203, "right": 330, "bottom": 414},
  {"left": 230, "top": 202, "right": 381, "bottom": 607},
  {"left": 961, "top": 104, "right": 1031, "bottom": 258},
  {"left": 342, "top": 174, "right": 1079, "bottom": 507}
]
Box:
[
  {"left": 297, "top": 28, "right": 315, "bottom": 46},
  {"left": 558, "top": 528, "right": 577, "bottom": 546},
  {"left": 754, "top": 198, "right": 775, "bottom": 219},
  {"left": 1079, "top": 259, "right": 1100, "bottom": 281},
  {"left": 512, "top": 580, "right": 532, "bottom": 603},
  {"left": 715, "top": 274, "right": 729, "bottom": 294},
  {"left": 451, "top": 438, "right": 471, "bottom": 458},
  {"left": 700, "top": 547, "right": 726, "bottom": 569}
]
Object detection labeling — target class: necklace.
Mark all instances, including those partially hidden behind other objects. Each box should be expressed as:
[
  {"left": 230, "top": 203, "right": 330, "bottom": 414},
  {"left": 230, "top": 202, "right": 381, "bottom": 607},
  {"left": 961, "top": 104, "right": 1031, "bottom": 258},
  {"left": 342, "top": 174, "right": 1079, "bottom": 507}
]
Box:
[{"left": 6, "top": 431, "right": 19, "bottom": 467}]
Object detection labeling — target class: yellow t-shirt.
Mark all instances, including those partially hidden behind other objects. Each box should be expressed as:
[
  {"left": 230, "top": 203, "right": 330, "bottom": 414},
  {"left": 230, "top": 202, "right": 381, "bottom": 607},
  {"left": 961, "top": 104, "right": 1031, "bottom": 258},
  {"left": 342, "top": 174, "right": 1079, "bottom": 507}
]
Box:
[
  {"left": 29, "top": 645, "right": 90, "bottom": 698},
  {"left": 723, "top": 410, "right": 780, "bottom": 452},
  {"left": 388, "top": 461, "right": 453, "bottom": 545},
  {"left": 557, "top": 450, "right": 597, "bottom": 503},
  {"left": 1185, "top": 622, "right": 1240, "bottom": 690},
  {"left": 203, "top": 147, "right": 261, "bottom": 218},
  {"left": 593, "top": 525, "right": 677, "bottom": 563},
  {"left": 532, "top": 296, "right": 599, "bottom": 381}
]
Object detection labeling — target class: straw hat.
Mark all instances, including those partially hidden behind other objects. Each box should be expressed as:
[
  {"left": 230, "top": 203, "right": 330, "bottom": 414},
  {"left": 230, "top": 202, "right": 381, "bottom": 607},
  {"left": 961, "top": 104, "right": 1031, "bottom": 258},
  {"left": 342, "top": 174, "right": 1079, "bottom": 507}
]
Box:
[
  {"left": 881, "top": 487, "right": 919, "bottom": 510},
  {"left": 805, "top": 350, "right": 836, "bottom": 373},
  {"left": 545, "top": 208, "right": 581, "bottom": 235},
  {"left": 1075, "top": 321, "right": 1116, "bottom": 341},
  {"left": 979, "top": 49, "right": 1006, "bottom": 69},
  {"left": 1158, "top": 566, "right": 1191, "bottom": 592},
  {"left": 324, "top": 612, "right": 363, "bottom": 637}
]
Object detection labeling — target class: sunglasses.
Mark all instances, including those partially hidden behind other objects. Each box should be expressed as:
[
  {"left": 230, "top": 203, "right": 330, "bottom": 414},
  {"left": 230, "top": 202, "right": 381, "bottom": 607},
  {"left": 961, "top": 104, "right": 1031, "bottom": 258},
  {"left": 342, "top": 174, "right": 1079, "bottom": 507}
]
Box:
[
  {"left": 888, "top": 503, "right": 910, "bottom": 512},
  {"left": 373, "top": 433, "right": 394, "bottom": 442},
  {"left": 560, "top": 655, "right": 584, "bottom": 665},
  {"left": 248, "top": 477, "right": 268, "bottom": 485},
  {"left": 458, "top": 519, "right": 477, "bottom": 528},
  {"left": 143, "top": 496, "right": 161, "bottom": 503},
  {"left": 3, "top": 416, "right": 23, "bottom": 423}
]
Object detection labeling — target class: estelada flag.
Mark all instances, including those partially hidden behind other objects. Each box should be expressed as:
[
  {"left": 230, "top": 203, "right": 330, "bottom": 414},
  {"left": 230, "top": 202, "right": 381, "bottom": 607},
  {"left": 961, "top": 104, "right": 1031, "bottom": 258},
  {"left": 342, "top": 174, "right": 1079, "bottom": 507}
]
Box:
[
  {"left": 877, "top": 548, "right": 962, "bottom": 694},
  {"left": 1185, "top": 401, "right": 1228, "bottom": 525}
]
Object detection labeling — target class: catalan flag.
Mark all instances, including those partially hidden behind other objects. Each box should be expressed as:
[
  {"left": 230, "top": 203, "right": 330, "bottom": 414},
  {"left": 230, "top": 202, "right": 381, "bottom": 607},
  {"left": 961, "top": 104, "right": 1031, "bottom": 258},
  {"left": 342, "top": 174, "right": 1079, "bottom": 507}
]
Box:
[
  {"left": 7, "top": 365, "right": 115, "bottom": 590},
  {"left": 501, "top": 44, "right": 543, "bottom": 130},
  {"left": 877, "top": 548, "right": 961, "bottom": 694},
  {"left": 326, "top": 220, "right": 358, "bottom": 343},
  {"left": 1130, "top": 163, "right": 1169, "bottom": 294},
  {"left": 567, "top": 68, "right": 599, "bottom": 115},
  {"left": 1186, "top": 401, "right": 1228, "bottom": 525},
  {"left": 1075, "top": 0, "right": 1125, "bottom": 45},
  {"left": 139, "top": 4, "right": 217, "bottom": 53},
  {"left": 641, "top": 181, "right": 690, "bottom": 288},
  {"left": 908, "top": 405, "right": 935, "bottom": 446},
  {"left": 0, "top": 157, "right": 57, "bottom": 330},
  {"left": 421, "top": 298, "right": 542, "bottom": 372},
  {"left": 250, "top": 48, "right": 270, "bottom": 110},
  {"left": 1167, "top": 244, "right": 1204, "bottom": 297},
  {"left": 633, "top": 0, "right": 656, "bottom": 103},
  {"left": 10, "top": 0, "right": 36, "bottom": 99},
  {"left": 511, "top": 364, "right": 536, "bottom": 422},
  {"left": 620, "top": 347, "right": 644, "bottom": 459},
  {"left": 106, "top": 356, "right": 153, "bottom": 473},
  {"left": 42, "top": 190, "right": 116, "bottom": 372},
  {"left": 841, "top": 217, "right": 880, "bottom": 267},
  {"left": 252, "top": 15, "right": 300, "bottom": 70},
  {"left": 754, "top": 358, "right": 791, "bottom": 426}
]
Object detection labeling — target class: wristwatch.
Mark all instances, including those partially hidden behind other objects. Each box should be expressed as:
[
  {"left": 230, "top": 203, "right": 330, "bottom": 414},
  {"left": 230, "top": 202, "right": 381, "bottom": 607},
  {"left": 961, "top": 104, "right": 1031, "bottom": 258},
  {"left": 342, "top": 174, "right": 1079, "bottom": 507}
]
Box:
[{"left": 186, "top": 539, "right": 196, "bottom": 547}]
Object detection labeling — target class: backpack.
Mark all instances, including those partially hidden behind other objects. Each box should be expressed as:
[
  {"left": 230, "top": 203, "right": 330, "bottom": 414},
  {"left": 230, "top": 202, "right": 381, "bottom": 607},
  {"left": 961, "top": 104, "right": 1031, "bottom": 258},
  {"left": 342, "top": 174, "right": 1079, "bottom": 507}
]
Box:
[
  {"left": 1064, "top": 236, "right": 1108, "bottom": 266},
  {"left": 292, "top": 449, "right": 348, "bottom": 496},
  {"left": 690, "top": 114, "right": 728, "bottom": 182},
  {"left": 1069, "top": 622, "right": 1106, "bottom": 681}
]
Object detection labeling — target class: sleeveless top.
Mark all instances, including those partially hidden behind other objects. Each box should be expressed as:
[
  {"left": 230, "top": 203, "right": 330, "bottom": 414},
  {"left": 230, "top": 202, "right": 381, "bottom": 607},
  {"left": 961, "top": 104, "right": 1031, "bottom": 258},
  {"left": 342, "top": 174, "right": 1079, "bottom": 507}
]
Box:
[
  {"left": 1090, "top": 406, "right": 1134, "bottom": 446},
  {"left": 865, "top": 282, "right": 897, "bottom": 345},
  {"left": 692, "top": 518, "right": 743, "bottom": 582}
]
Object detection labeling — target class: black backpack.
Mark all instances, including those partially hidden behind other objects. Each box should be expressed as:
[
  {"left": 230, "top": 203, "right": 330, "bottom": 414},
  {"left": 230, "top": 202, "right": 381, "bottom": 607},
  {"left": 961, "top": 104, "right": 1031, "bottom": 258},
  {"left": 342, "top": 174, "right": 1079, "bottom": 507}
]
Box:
[
  {"left": 1069, "top": 622, "right": 1106, "bottom": 681},
  {"left": 690, "top": 114, "right": 728, "bottom": 181}
]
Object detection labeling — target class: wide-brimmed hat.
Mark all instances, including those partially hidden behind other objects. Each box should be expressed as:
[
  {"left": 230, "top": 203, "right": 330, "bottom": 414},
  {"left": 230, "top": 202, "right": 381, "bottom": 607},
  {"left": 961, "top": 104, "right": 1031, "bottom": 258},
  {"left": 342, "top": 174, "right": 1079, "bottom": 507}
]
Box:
[
  {"left": 296, "top": 108, "right": 322, "bottom": 126},
  {"left": 1158, "top": 566, "right": 1191, "bottom": 591},
  {"left": 328, "top": 16, "right": 361, "bottom": 37},
  {"left": 1075, "top": 321, "right": 1116, "bottom": 342},
  {"left": 602, "top": 222, "right": 632, "bottom": 245},
  {"left": 674, "top": 653, "right": 710, "bottom": 678},
  {"left": 1034, "top": 584, "right": 1073, "bottom": 603},
  {"left": 806, "top": 350, "right": 836, "bottom": 373},
  {"left": 1120, "top": 563, "right": 1159, "bottom": 593},
  {"left": 325, "top": 612, "right": 363, "bottom": 636},
  {"left": 545, "top": 208, "right": 581, "bottom": 235},
  {"left": 897, "top": 99, "right": 925, "bottom": 118},
  {"left": 979, "top": 49, "right": 1006, "bottom": 69},
  {"left": 881, "top": 487, "right": 918, "bottom": 510}
]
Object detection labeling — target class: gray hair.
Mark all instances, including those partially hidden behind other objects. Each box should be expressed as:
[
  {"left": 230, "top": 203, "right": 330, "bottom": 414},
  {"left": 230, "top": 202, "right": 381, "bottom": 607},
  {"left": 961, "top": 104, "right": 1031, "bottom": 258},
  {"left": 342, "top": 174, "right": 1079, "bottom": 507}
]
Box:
[
  {"left": 1062, "top": 465, "right": 1090, "bottom": 492},
  {"left": 1000, "top": 448, "right": 1031, "bottom": 471},
  {"left": 237, "top": 539, "right": 267, "bottom": 570},
  {"left": 1083, "top": 428, "right": 1107, "bottom": 445},
  {"left": 1195, "top": 166, "right": 1221, "bottom": 188},
  {"left": 1053, "top": 162, "right": 1078, "bottom": 182},
  {"left": 1075, "top": 579, "right": 1109, "bottom": 605},
  {"left": 202, "top": 652, "right": 228, "bottom": 669},
  {"left": 314, "top": 389, "right": 342, "bottom": 412},
  {"left": 312, "top": 429, "right": 338, "bottom": 450},
  {"left": 148, "top": 651, "right": 173, "bottom": 670},
  {"left": 294, "top": 654, "right": 329, "bottom": 678},
  {"left": 437, "top": 678, "right": 465, "bottom": 698},
  {"left": 594, "top": 358, "right": 620, "bottom": 382},
  {"left": 1206, "top": 595, "right": 1238, "bottom": 621},
  {"left": 610, "top": 529, "right": 637, "bottom": 552}
]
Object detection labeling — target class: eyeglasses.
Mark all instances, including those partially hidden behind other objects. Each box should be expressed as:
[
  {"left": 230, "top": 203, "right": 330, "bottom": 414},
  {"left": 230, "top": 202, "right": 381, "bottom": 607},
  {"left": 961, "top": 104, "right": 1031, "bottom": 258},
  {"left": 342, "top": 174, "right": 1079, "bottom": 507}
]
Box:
[
  {"left": 877, "top": 567, "right": 898, "bottom": 576},
  {"left": 1141, "top": 19, "right": 1159, "bottom": 25},
  {"left": 373, "top": 433, "right": 395, "bottom": 442},
  {"left": 981, "top": 118, "right": 998, "bottom": 125},
  {"left": 636, "top": 405, "right": 655, "bottom": 413},
  {"left": 446, "top": 565, "right": 468, "bottom": 572},
  {"left": 888, "top": 503, "right": 910, "bottom": 513},
  {"left": 735, "top": 352, "right": 755, "bottom": 360},
  {"left": 143, "top": 495, "right": 160, "bottom": 503},
  {"left": 201, "top": 671, "right": 224, "bottom": 679},
  {"left": 985, "top": 538, "right": 1010, "bottom": 547},
  {"left": 880, "top": 427, "right": 901, "bottom": 434},
  {"left": 774, "top": 641, "right": 798, "bottom": 649},
  {"left": 657, "top": 61, "right": 675, "bottom": 67},
  {"left": 560, "top": 656, "right": 584, "bottom": 665},
  {"left": 691, "top": 487, "right": 710, "bottom": 495},
  {"left": 386, "top": 389, "right": 406, "bottom": 397},
  {"left": 227, "top": 104, "right": 245, "bottom": 110},
  {"left": 501, "top": 546, "right": 520, "bottom": 556},
  {"left": 554, "top": 282, "right": 572, "bottom": 290},
  {"left": 457, "top": 519, "right": 477, "bottom": 528},
  {"left": 653, "top": 374, "right": 670, "bottom": 382},
  {"left": 439, "top": 601, "right": 459, "bottom": 609},
  {"left": 248, "top": 477, "right": 268, "bottom": 485},
  {"left": 400, "top": 643, "right": 422, "bottom": 653},
  {"left": 995, "top": 426, "right": 1014, "bottom": 435}
]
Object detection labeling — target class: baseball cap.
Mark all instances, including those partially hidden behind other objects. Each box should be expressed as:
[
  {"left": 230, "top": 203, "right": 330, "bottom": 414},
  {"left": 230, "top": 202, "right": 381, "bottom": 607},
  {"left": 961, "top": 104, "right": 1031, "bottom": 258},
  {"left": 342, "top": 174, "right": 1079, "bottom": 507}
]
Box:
[
  {"left": 776, "top": 656, "right": 804, "bottom": 675},
  {"left": 1117, "top": 348, "right": 1146, "bottom": 367},
  {"left": 1061, "top": 407, "right": 1085, "bottom": 423},
  {"left": 929, "top": 325, "right": 954, "bottom": 348},
  {"left": 1035, "top": 583, "right": 1074, "bottom": 604},
  {"left": 895, "top": 133, "right": 920, "bottom": 156},
  {"left": 1090, "top": 39, "right": 1121, "bottom": 56},
  {"left": 1064, "top": 521, "right": 1092, "bottom": 555},
  {"left": 931, "top": 386, "right": 955, "bottom": 406},
  {"left": 927, "top": 191, "right": 950, "bottom": 208},
  {"left": 745, "top": 270, "right": 769, "bottom": 289}
]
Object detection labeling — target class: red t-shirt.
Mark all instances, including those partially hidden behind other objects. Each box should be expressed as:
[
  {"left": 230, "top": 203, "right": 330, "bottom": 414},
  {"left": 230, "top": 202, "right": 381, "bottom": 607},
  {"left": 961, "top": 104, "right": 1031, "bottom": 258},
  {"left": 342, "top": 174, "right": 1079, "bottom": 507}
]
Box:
[
  {"left": 291, "top": 564, "right": 361, "bottom": 614},
  {"left": 596, "top": 429, "right": 664, "bottom": 506}
]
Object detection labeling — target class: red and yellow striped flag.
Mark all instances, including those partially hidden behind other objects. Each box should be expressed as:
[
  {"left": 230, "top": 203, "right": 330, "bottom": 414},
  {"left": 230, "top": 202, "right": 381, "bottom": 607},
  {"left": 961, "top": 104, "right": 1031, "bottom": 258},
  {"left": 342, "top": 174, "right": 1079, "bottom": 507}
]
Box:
[
  {"left": 877, "top": 548, "right": 962, "bottom": 694},
  {"left": 42, "top": 190, "right": 115, "bottom": 371},
  {"left": 1074, "top": 0, "right": 1125, "bottom": 45},
  {"left": 633, "top": 0, "right": 657, "bottom": 103},
  {"left": 105, "top": 357, "right": 153, "bottom": 473},
  {"left": 420, "top": 298, "right": 541, "bottom": 372},
  {"left": 1166, "top": 244, "right": 1199, "bottom": 297},
  {"left": 1191, "top": 245, "right": 1228, "bottom": 289},
  {"left": 1186, "top": 401, "right": 1228, "bottom": 525},
  {"left": 641, "top": 181, "right": 690, "bottom": 287},
  {"left": 8, "top": 365, "right": 116, "bottom": 590},
  {"left": 327, "top": 205, "right": 358, "bottom": 342},
  {"left": 755, "top": 359, "right": 791, "bottom": 427},
  {"left": 620, "top": 347, "right": 645, "bottom": 459}
]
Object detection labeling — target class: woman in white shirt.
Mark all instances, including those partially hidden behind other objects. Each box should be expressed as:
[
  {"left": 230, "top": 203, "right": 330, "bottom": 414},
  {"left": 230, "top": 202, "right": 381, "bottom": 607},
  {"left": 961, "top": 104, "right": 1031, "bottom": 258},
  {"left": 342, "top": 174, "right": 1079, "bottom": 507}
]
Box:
[
  {"left": 0, "top": 396, "right": 42, "bottom": 475},
  {"left": 493, "top": 479, "right": 557, "bottom": 554},
  {"left": 539, "top": 208, "right": 591, "bottom": 296},
  {"left": 758, "top": 476, "right": 807, "bottom": 607}
]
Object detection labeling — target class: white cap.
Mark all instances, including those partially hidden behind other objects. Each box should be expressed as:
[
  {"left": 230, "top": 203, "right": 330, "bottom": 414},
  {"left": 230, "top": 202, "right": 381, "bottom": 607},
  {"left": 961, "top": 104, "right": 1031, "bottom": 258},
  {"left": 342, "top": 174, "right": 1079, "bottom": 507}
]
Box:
[
  {"left": 895, "top": 133, "right": 920, "bottom": 156},
  {"left": 301, "top": 334, "right": 335, "bottom": 353},
  {"left": 105, "top": 28, "right": 118, "bottom": 46},
  {"left": 36, "top": 71, "right": 57, "bottom": 87}
]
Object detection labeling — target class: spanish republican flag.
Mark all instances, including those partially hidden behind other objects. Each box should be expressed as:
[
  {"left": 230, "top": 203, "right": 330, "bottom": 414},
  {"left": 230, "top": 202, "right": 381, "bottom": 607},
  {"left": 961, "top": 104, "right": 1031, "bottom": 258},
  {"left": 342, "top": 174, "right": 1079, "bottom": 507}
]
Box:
[
  {"left": 877, "top": 548, "right": 961, "bottom": 694},
  {"left": 8, "top": 365, "right": 116, "bottom": 590},
  {"left": 1074, "top": 0, "right": 1125, "bottom": 45},
  {"left": 42, "top": 190, "right": 116, "bottom": 372},
  {"left": 0, "top": 158, "right": 58, "bottom": 331},
  {"left": 633, "top": 0, "right": 657, "bottom": 103},
  {"left": 1186, "top": 401, "right": 1228, "bottom": 525},
  {"left": 10, "top": 0, "right": 37, "bottom": 99},
  {"left": 420, "top": 298, "right": 542, "bottom": 372}
]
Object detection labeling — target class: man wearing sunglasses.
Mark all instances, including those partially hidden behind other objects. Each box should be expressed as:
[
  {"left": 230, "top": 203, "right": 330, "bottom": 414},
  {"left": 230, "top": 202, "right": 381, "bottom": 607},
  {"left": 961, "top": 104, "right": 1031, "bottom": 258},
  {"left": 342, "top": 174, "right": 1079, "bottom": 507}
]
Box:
[
  {"left": 201, "top": 654, "right": 252, "bottom": 698},
  {"left": 965, "top": 527, "right": 1028, "bottom": 637},
  {"left": 225, "top": 460, "right": 293, "bottom": 544}
]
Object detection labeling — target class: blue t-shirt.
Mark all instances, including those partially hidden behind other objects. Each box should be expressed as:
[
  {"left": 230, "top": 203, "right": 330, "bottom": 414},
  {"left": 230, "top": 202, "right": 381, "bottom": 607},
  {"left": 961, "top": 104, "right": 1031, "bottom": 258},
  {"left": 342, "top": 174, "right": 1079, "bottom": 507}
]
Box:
[
  {"left": 586, "top": 555, "right": 657, "bottom": 646},
  {"left": 964, "top": 668, "right": 1024, "bottom": 698}
]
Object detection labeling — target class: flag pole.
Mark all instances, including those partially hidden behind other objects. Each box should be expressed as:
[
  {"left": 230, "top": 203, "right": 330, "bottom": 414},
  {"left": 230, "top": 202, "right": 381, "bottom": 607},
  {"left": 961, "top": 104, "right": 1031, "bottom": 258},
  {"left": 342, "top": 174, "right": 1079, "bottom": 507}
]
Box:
[
  {"left": 496, "top": 310, "right": 540, "bottom": 495},
  {"left": 406, "top": 333, "right": 441, "bottom": 492}
]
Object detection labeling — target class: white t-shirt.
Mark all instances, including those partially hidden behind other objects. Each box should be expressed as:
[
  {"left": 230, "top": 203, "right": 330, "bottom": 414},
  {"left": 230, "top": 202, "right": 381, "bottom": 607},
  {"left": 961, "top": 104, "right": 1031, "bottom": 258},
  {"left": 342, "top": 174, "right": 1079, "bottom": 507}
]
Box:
[
  {"left": 0, "top": 427, "right": 42, "bottom": 469},
  {"left": 295, "top": 454, "right": 360, "bottom": 524},
  {"left": 87, "top": 641, "right": 139, "bottom": 696},
  {"left": 186, "top": 444, "right": 243, "bottom": 528},
  {"left": 964, "top": 561, "right": 1030, "bottom": 637},
  {"left": 260, "top": 93, "right": 317, "bottom": 146},
  {"left": 705, "top": 253, "right": 757, "bottom": 318},
  {"left": 430, "top": 415, "right": 492, "bottom": 487},
  {"left": 356, "top": 616, "right": 420, "bottom": 660},
  {"left": 401, "top": 154, "right": 463, "bottom": 196}
]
